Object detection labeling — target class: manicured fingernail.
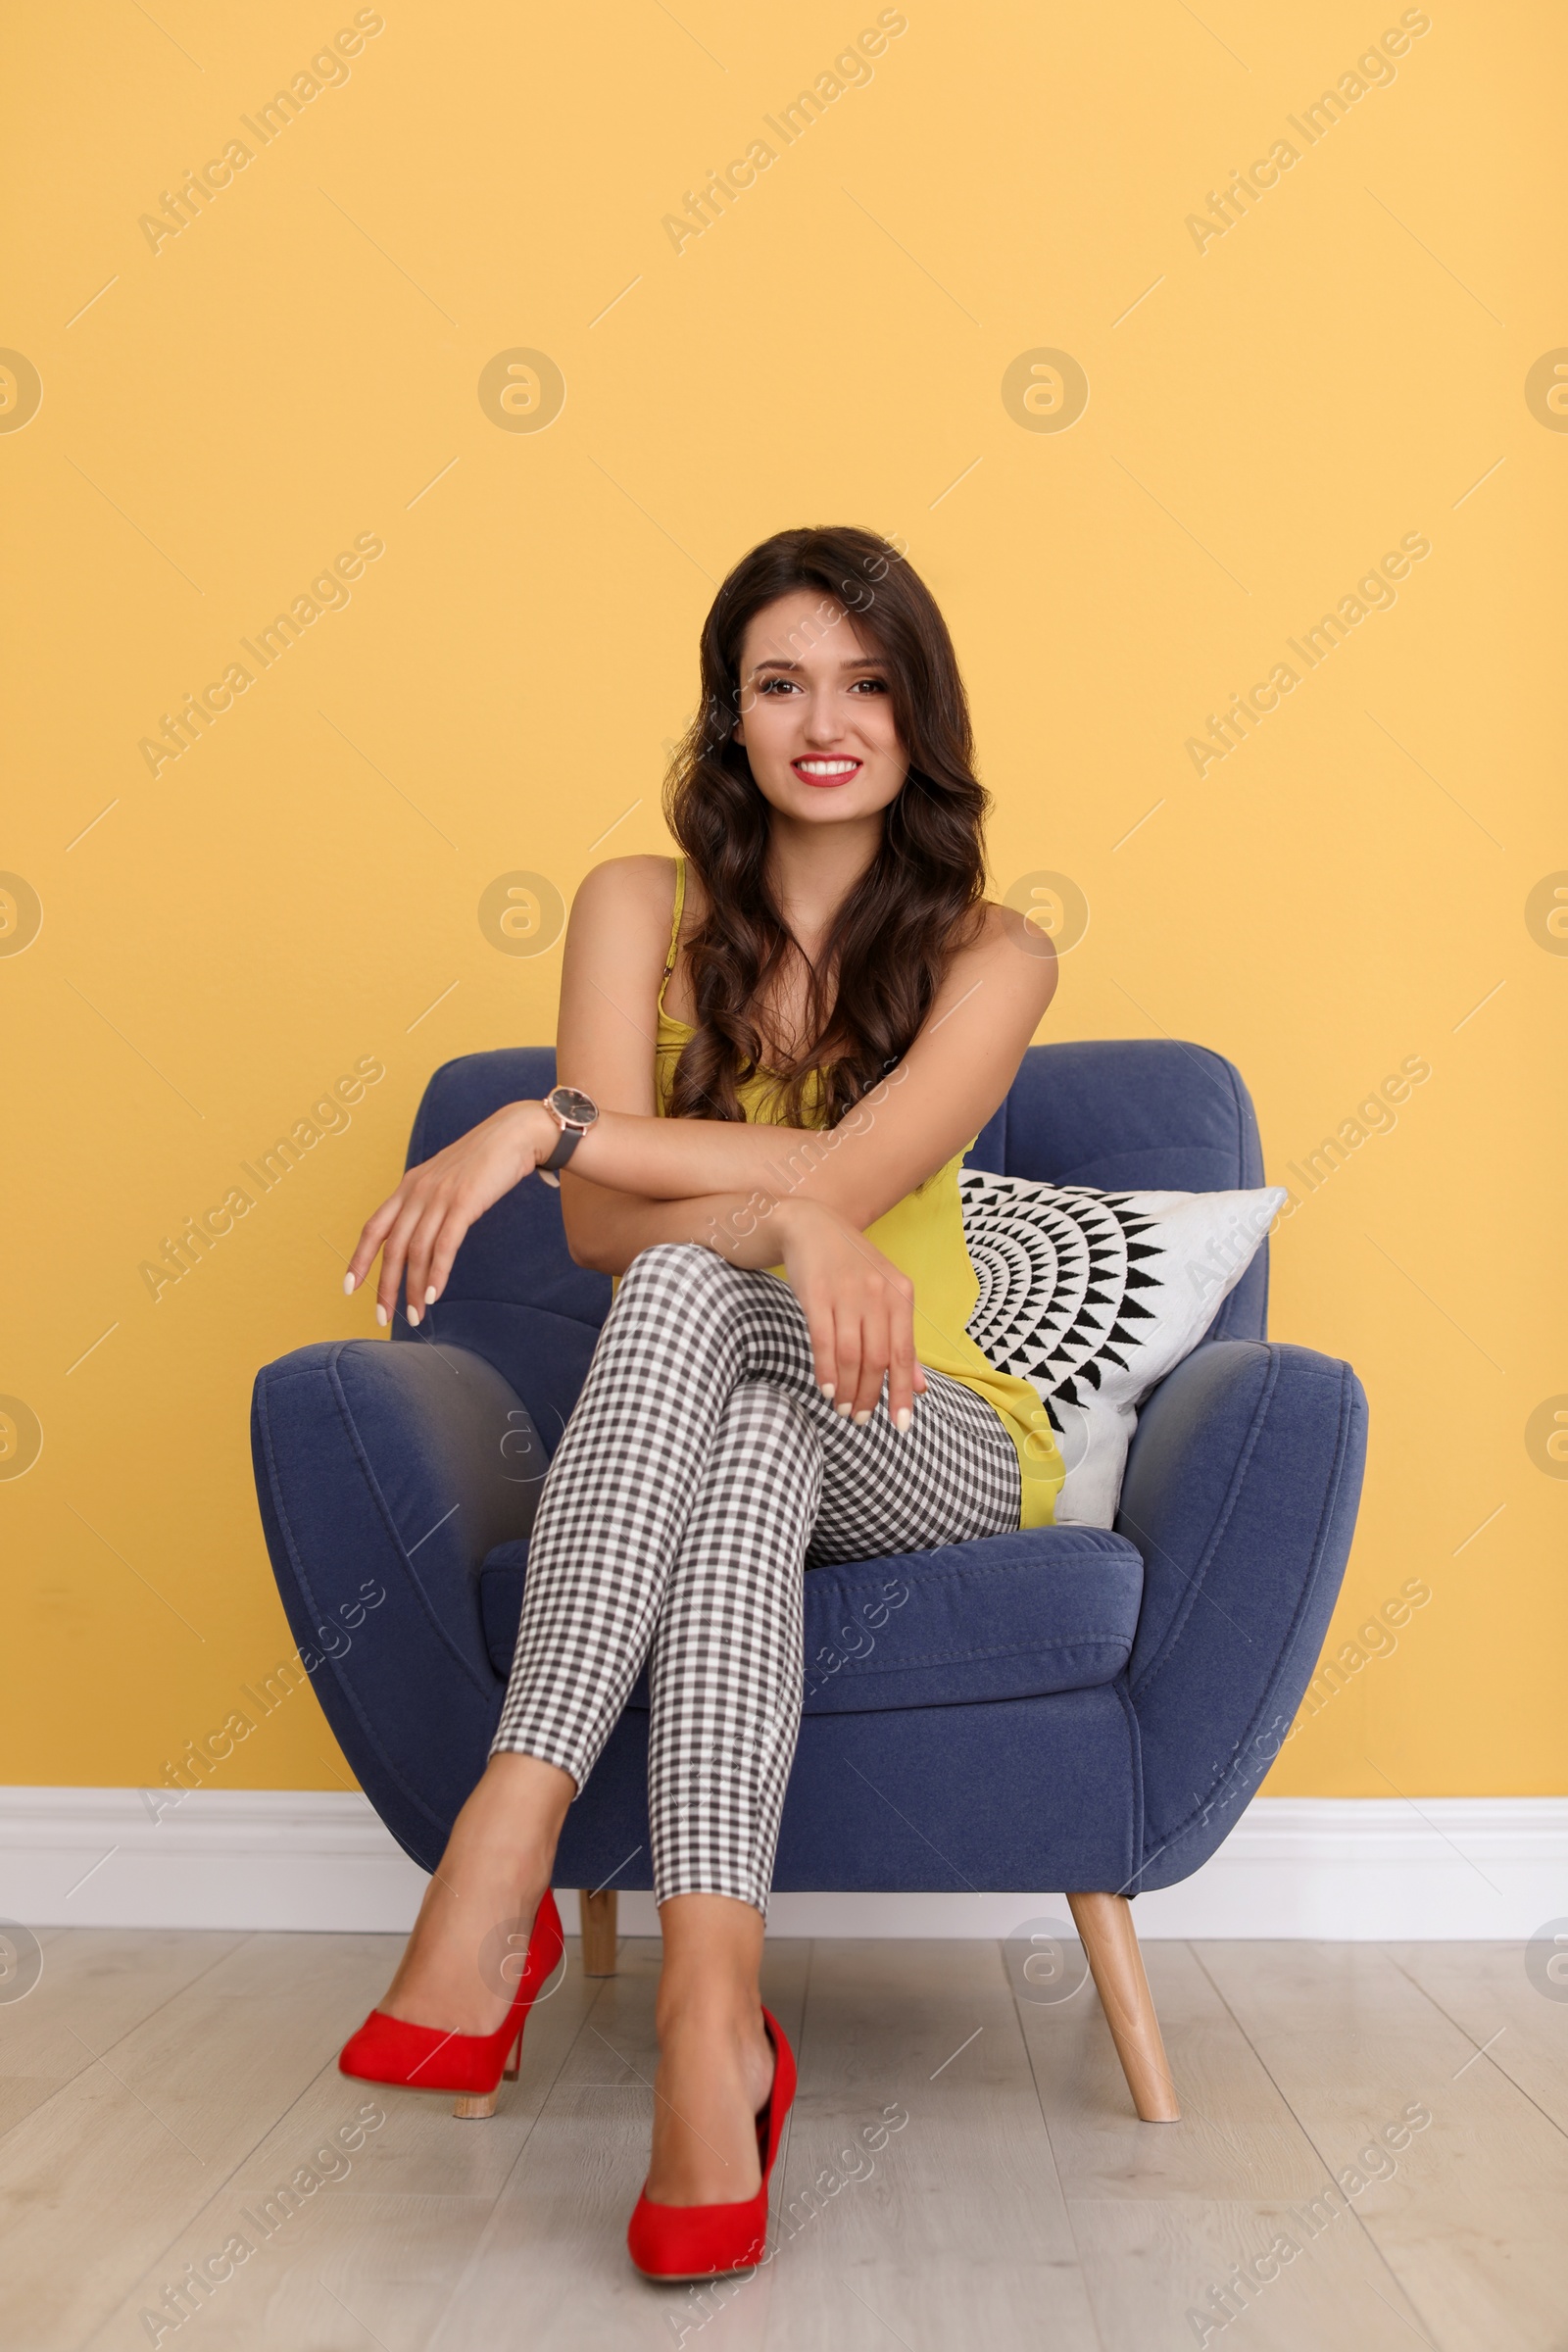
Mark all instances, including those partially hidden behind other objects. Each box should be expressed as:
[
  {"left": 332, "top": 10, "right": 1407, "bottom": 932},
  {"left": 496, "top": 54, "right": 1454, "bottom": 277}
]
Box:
[
  {"left": 424, "top": 1286, "right": 437, "bottom": 1305},
  {"left": 375, "top": 1303, "right": 388, "bottom": 1327},
  {"left": 895, "top": 1407, "right": 911, "bottom": 1434},
  {"left": 408, "top": 1306, "right": 420, "bottom": 1327},
  {"left": 836, "top": 1400, "right": 853, "bottom": 1419},
  {"left": 853, "top": 1408, "right": 871, "bottom": 1427},
  {"left": 343, "top": 1271, "right": 356, "bottom": 1295},
  {"left": 819, "top": 1382, "right": 835, "bottom": 1402}
]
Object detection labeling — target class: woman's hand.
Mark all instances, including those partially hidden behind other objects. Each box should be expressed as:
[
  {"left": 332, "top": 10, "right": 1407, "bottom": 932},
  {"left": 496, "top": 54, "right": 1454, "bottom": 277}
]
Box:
[
  {"left": 770, "top": 1200, "right": 929, "bottom": 1431},
  {"left": 346, "top": 1101, "right": 551, "bottom": 1326}
]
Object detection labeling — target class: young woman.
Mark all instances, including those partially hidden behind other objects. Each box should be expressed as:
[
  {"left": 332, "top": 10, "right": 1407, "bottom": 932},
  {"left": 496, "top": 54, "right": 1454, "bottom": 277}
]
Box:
[{"left": 336, "top": 524, "right": 1066, "bottom": 2279}]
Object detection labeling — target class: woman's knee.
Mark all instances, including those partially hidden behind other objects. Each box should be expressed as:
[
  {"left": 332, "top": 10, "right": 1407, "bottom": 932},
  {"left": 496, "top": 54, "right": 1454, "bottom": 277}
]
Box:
[
  {"left": 607, "top": 1244, "right": 752, "bottom": 1365},
  {"left": 719, "top": 1375, "right": 814, "bottom": 1458},
  {"left": 615, "top": 1240, "right": 742, "bottom": 1310},
  {"left": 608, "top": 1247, "right": 808, "bottom": 1395}
]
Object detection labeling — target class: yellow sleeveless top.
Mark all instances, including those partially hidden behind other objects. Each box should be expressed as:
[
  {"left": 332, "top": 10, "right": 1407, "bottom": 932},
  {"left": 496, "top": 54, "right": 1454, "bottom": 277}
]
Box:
[{"left": 653, "top": 858, "right": 1063, "bottom": 1530}]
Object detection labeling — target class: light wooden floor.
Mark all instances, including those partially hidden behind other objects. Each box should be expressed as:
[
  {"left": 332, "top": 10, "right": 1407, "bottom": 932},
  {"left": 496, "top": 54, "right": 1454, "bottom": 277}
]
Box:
[{"left": 2, "top": 1928, "right": 1564, "bottom": 2350}]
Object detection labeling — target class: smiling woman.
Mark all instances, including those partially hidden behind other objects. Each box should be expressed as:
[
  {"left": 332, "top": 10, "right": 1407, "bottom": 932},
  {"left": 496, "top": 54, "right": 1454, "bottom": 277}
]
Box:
[
  {"left": 658, "top": 538, "right": 996, "bottom": 1136},
  {"left": 337, "top": 523, "right": 1064, "bottom": 2279}
]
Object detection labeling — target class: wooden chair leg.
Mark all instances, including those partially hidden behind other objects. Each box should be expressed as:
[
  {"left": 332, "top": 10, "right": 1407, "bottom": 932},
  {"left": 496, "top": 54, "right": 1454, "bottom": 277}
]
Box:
[
  {"left": 578, "top": 1886, "right": 618, "bottom": 1976},
  {"left": 1066, "top": 1890, "right": 1180, "bottom": 2123}
]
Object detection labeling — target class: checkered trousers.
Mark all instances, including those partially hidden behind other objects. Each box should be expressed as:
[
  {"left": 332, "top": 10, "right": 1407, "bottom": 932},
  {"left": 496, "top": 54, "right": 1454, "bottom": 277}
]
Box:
[{"left": 491, "top": 1241, "right": 1021, "bottom": 1916}]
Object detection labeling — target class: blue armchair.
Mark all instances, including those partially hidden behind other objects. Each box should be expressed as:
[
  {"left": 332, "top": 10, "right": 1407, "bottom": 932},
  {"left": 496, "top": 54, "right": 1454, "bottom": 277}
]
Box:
[{"left": 250, "top": 1041, "right": 1367, "bottom": 2122}]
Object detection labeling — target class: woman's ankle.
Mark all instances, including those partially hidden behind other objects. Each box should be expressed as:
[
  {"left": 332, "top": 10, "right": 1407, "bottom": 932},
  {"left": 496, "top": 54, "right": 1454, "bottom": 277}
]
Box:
[
  {"left": 465, "top": 1750, "right": 575, "bottom": 1847},
  {"left": 378, "top": 1835, "right": 557, "bottom": 2029},
  {"left": 655, "top": 1995, "right": 775, "bottom": 2124},
  {"left": 656, "top": 1994, "right": 764, "bottom": 2054}
]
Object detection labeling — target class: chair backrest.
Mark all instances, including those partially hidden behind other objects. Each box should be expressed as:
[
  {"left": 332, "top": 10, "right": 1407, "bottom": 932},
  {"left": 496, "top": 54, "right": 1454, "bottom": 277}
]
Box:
[{"left": 398, "top": 1040, "right": 1268, "bottom": 1446}]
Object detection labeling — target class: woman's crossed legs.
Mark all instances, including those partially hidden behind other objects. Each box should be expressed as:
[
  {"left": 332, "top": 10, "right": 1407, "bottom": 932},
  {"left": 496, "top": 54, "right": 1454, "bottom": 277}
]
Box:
[{"left": 377, "top": 1243, "right": 1019, "bottom": 2199}]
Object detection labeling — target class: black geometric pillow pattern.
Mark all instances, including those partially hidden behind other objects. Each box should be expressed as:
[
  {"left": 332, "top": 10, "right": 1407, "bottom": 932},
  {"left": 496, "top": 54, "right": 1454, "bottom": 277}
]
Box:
[{"left": 957, "top": 1169, "right": 1284, "bottom": 1526}]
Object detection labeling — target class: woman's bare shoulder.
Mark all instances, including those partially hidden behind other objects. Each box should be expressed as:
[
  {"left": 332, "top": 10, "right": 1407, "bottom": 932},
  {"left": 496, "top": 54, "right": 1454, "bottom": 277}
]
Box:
[
  {"left": 948, "top": 897, "right": 1059, "bottom": 1014},
  {"left": 568, "top": 855, "right": 682, "bottom": 952},
  {"left": 572, "top": 854, "right": 676, "bottom": 921},
  {"left": 966, "top": 896, "right": 1059, "bottom": 968}
]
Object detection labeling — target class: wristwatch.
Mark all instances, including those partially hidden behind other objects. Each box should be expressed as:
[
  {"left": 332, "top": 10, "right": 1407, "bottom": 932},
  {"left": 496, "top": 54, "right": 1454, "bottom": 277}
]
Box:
[{"left": 535, "top": 1084, "right": 600, "bottom": 1188}]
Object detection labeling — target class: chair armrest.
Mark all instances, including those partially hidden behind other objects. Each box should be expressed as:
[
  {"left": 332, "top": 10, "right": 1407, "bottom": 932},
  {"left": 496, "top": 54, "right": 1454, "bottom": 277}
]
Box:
[
  {"left": 249, "top": 1337, "right": 545, "bottom": 1870},
  {"left": 1113, "top": 1339, "right": 1368, "bottom": 1890}
]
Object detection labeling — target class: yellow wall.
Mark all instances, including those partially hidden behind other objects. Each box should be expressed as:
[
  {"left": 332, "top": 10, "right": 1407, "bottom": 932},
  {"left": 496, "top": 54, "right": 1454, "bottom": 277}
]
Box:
[{"left": 3, "top": 2, "right": 1562, "bottom": 1799}]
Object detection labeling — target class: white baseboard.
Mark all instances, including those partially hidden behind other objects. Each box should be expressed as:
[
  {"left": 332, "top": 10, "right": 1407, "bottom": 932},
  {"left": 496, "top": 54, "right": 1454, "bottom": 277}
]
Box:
[{"left": 3, "top": 1789, "right": 1564, "bottom": 1939}]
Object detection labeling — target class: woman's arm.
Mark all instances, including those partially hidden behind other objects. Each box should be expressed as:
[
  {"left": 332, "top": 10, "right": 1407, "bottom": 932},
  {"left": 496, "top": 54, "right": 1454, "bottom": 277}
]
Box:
[
  {"left": 344, "top": 856, "right": 1056, "bottom": 1424},
  {"left": 548, "top": 856, "right": 1058, "bottom": 1234}
]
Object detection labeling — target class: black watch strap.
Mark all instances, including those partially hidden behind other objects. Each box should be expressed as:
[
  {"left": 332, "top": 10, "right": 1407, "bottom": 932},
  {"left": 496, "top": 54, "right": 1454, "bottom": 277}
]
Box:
[{"left": 541, "top": 1124, "right": 584, "bottom": 1174}]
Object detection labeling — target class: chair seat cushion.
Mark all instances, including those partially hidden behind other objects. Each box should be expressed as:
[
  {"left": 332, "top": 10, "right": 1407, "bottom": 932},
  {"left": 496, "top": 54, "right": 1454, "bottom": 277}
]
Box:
[{"left": 478, "top": 1524, "right": 1144, "bottom": 1716}]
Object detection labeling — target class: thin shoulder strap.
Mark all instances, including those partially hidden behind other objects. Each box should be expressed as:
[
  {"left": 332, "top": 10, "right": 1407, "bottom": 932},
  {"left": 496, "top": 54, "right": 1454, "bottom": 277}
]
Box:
[{"left": 657, "top": 856, "right": 686, "bottom": 1010}]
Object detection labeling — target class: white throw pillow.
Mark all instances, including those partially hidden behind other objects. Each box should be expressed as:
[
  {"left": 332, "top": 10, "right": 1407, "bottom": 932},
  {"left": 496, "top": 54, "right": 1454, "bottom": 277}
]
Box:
[{"left": 957, "top": 1170, "right": 1287, "bottom": 1527}]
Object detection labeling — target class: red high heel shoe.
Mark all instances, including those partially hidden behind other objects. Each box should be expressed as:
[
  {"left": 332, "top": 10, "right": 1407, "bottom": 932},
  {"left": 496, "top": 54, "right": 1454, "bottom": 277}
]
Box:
[
  {"left": 626, "top": 2006, "right": 797, "bottom": 2281},
  {"left": 338, "top": 1886, "right": 564, "bottom": 2120}
]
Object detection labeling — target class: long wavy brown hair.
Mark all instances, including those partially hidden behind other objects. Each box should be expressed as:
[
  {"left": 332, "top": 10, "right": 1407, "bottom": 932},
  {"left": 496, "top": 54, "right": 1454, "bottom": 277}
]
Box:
[{"left": 662, "top": 524, "right": 990, "bottom": 1131}]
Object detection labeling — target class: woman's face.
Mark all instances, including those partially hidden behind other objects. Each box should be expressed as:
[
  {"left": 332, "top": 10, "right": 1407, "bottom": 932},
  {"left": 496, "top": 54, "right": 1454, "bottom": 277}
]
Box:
[{"left": 730, "top": 590, "right": 908, "bottom": 826}]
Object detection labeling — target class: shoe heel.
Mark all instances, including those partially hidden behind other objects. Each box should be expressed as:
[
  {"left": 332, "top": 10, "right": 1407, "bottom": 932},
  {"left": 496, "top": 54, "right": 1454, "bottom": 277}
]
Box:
[{"left": 454, "top": 2026, "right": 523, "bottom": 2118}]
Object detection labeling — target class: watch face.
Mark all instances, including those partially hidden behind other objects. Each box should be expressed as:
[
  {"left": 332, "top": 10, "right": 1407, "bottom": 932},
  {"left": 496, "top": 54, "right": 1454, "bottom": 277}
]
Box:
[{"left": 550, "top": 1087, "right": 597, "bottom": 1126}]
